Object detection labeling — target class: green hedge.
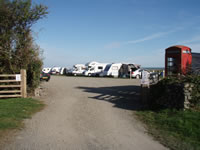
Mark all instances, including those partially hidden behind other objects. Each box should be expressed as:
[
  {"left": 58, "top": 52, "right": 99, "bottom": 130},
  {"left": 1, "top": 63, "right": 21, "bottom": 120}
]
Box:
[{"left": 149, "top": 76, "right": 200, "bottom": 110}]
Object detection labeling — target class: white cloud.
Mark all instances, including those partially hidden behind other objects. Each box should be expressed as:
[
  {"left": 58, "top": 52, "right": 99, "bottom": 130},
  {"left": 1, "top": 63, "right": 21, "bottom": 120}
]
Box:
[
  {"left": 125, "top": 31, "right": 170, "bottom": 44},
  {"left": 125, "top": 28, "right": 183, "bottom": 44},
  {"left": 177, "top": 36, "right": 200, "bottom": 45},
  {"left": 105, "top": 28, "right": 183, "bottom": 49}
]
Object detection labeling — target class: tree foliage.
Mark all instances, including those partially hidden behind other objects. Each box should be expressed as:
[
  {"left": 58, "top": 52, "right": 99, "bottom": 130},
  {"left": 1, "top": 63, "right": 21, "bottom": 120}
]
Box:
[{"left": 0, "top": 0, "right": 48, "bottom": 91}]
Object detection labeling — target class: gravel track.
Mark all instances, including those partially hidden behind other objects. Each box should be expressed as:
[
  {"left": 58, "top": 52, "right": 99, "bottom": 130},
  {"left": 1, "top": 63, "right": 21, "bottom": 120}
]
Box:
[{"left": 2, "top": 76, "right": 167, "bottom": 150}]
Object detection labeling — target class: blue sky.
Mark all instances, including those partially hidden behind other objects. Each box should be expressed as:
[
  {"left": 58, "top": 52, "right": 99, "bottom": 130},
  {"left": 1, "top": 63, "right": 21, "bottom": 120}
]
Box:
[{"left": 33, "top": 0, "right": 200, "bottom": 68}]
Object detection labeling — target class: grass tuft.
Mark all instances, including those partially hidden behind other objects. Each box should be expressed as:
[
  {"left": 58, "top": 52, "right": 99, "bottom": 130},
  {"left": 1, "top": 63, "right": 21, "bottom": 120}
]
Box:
[
  {"left": 136, "top": 109, "right": 200, "bottom": 150},
  {"left": 0, "top": 98, "right": 44, "bottom": 130}
]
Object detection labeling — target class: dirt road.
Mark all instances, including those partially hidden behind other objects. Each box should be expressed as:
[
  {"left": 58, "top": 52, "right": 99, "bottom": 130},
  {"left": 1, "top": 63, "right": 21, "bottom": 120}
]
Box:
[{"left": 2, "top": 76, "right": 167, "bottom": 150}]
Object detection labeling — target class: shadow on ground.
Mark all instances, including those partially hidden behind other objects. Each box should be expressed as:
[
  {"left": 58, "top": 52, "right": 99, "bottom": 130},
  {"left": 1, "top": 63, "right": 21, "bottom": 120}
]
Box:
[{"left": 77, "top": 85, "right": 143, "bottom": 111}]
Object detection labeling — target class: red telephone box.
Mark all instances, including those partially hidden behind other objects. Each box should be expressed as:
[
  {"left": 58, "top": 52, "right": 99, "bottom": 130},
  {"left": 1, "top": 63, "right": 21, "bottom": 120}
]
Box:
[{"left": 165, "top": 45, "right": 192, "bottom": 76}]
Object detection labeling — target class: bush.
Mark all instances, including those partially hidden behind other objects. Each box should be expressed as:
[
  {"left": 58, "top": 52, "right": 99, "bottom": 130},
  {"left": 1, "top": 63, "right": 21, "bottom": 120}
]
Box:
[
  {"left": 183, "top": 75, "right": 200, "bottom": 108},
  {"left": 149, "top": 75, "right": 200, "bottom": 110},
  {"left": 27, "top": 57, "right": 43, "bottom": 92},
  {"left": 149, "top": 77, "right": 184, "bottom": 110},
  {"left": 0, "top": 0, "right": 48, "bottom": 92}
]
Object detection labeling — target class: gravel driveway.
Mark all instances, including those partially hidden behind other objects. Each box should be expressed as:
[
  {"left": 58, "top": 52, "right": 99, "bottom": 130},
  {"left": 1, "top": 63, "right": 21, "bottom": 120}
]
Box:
[{"left": 2, "top": 76, "right": 167, "bottom": 150}]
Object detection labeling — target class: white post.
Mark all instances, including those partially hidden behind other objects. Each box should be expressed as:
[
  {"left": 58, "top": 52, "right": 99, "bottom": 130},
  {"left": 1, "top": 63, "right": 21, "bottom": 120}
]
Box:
[
  {"left": 141, "top": 70, "right": 150, "bottom": 107},
  {"left": 163, "top": 70, "right": 165, "bottom": 78}
]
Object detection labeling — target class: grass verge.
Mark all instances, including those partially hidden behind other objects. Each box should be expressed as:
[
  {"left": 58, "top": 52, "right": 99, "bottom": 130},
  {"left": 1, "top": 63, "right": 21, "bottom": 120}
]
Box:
[
  {"left": 0, "top": 98, "right": 44, "bottom": 130},
  {"left": 136, "top": 109, "right": 200, "bottom": 150}
]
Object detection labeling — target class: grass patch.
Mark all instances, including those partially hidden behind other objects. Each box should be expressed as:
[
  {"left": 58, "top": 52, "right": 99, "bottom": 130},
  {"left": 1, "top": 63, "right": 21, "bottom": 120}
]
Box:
[
  {"left": 0, "top": 98, "right": 44, "bottom": 130},
  {"left": 136, "top": 109, "right": 200, "bottom": 150}
]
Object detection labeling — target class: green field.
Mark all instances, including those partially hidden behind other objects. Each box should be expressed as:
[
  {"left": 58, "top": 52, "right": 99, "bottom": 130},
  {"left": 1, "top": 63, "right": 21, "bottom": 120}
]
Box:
[
  {"left": 136, "top": 109, "right": 200, "bottom": 150},
  {"left": 0, "top": 98, "right": 44, "bottom": 130}
]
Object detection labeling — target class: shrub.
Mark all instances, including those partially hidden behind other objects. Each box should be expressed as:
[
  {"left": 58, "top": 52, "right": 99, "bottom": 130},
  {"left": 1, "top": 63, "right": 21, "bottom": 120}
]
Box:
[
  {"left": 0, "top": 0, "right": 48, "bottom": 92},
  {"left": 149, "top": 75, "right": 200, "bottom": 110},
  {"left": 183, "top": 75, "right": 200, "bottom": 108}
]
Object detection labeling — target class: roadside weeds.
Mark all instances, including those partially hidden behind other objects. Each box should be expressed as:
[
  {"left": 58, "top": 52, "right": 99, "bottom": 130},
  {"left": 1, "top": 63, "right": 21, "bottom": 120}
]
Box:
[{"left": 135, "top": 109, "right": 200, "bottom": 150}]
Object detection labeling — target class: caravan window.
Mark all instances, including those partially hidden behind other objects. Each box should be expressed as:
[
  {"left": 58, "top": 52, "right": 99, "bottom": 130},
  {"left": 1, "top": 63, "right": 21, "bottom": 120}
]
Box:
[
  {"left": 98, "top": 66, "right": 103, "bottom": 70},
  {"left": 104, "top": 64, "right": 112, "bottom": 71},
  {"left": 112, "top": 66, "right": 118, "bottom": 70}
]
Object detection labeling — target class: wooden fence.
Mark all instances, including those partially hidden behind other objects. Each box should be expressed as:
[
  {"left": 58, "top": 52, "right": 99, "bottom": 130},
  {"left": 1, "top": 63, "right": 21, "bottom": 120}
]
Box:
[{"left": 0, "top": 69, "right": 27, "bottom": 98}]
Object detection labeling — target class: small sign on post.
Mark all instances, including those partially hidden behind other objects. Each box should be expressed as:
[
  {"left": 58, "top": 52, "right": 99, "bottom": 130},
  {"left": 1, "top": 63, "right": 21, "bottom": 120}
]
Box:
[
  {"left": 140, "top": 70, "right": 150, "bottom": 107},
  {"left": 16, "top": 74, "right": 21, "bottom": 81},
  {"left": 141, "top": 70, "right": 150, "bottom": 85}
]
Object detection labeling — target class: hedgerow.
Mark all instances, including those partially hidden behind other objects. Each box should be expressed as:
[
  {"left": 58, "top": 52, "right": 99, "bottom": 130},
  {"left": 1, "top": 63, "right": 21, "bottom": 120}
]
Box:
[
  {"left": 0, "top": 0, "right": 48, "bottom": 92},
  {"left": 149, "top": 75, "right": 200, "bottom": 110}
]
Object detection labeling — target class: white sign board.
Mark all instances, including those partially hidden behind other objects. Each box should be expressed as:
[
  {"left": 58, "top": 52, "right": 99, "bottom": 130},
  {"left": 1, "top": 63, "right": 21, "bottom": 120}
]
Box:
[
  {"left": 141, "top": 70, "right": 150, "bottom": 85},
  {"left": 16, "top": 74, "right": 21, "bottom": 81}
]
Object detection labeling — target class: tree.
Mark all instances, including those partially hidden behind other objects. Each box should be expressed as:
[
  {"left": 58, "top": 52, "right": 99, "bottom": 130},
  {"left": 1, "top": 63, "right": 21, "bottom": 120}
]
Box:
[{"left": 0, "top": 0, "right": 48, "bottom": 91}]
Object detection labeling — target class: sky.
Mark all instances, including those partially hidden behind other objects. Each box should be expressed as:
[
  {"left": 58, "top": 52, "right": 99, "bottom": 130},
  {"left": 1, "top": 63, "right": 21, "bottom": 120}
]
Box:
[{"left": 33, "top": 0, "right": 200, "bottom": 68}]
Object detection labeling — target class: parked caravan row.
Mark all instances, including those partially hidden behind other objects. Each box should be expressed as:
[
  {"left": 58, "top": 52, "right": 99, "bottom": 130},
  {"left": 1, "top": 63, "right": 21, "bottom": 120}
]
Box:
[
  {"left": 42, "top": 67, "right": 67, "bottom": 75},
  {"left": 42, "top": 61, "right": 141, "bottom": 78},
  {"left": 68, "top": 61, "right": 141, "bottom": 78}
]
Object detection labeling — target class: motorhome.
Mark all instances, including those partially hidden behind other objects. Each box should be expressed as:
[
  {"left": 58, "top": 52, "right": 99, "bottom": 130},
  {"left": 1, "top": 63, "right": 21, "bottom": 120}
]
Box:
[
  {"left": 84, "top": 61, "right": 108, "bottom": 76},
  {"left": 72, "top": 64, "right": 86, "bottom": 76},
  {"left": 42, "top": 68, "right": 52, "bottom": 74}
]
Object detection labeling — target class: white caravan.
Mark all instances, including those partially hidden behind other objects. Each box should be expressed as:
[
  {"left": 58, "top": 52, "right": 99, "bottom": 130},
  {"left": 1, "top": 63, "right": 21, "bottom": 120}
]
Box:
[
  {"left": 72, "top": 64, "right": 86, "bottom": 76},
  {"left": 60, "top": 67, "right": 67, "bottom": 75},
  {"left": 51, "top": 67, "right": 61, "bottom": 75},
  {"left": 84, "top": 61, "right": 108, "bottom": 76},
  {"left": 102, "top": 63, "right": 122, "bottom": 77},
  {"left": 42, "top": 68, "right": 52, "bottom": 74}
]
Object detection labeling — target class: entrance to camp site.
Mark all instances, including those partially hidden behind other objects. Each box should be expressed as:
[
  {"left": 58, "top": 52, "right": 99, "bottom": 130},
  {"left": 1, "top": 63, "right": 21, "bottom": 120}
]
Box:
[{"left": 0, "top": 69, "right": 27, "bottom": 98}]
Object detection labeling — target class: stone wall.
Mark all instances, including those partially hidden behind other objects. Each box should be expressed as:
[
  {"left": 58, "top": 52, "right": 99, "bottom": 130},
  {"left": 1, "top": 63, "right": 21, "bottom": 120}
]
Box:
[
  {"left": 141, "top": 79, "right": 195, "bottom": 110},
  {"left": 183, "top": 83, "right": 194, "bottom": 109}
]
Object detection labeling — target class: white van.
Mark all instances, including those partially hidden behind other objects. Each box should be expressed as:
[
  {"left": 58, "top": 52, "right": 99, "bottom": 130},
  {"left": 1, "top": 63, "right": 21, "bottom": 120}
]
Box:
[
  {"left": 42, "top": 68, "right": 52, "bottom": 74},
  {"left": 102, "top": 63, "right": 122, "bottom": 77},
  {"left": 72, "top": 64, "right": 86, "bottom": 76},
  {"left": 84, "top": 61, "right": 108, "bottom": 76}
]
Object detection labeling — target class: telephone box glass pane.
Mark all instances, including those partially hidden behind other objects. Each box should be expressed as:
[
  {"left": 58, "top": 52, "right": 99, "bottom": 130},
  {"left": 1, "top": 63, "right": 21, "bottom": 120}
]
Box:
[{"left": 167, "top": 57, "right": 178, "bottom": 75}]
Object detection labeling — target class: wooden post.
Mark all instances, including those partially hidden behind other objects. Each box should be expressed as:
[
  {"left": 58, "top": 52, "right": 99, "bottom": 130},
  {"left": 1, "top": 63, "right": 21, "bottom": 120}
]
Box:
[
  {"left": 21, "top": 69, "right": 27, "bottom": 98},
  {"left": 141, "top": 84, "right": 150, "bottom": 107}
]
